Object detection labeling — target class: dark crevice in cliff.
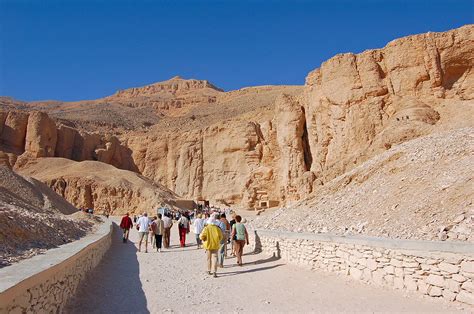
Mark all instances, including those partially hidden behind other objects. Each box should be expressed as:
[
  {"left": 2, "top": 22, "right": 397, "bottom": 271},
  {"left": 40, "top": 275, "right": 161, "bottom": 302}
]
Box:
[{"left": 301, "top": 107, "right": 313, "bottom": 172}]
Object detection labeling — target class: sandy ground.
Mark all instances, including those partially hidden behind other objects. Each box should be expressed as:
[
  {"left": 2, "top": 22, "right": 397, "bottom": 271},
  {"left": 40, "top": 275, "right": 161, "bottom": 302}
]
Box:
[{"left": 65, "top": 220, "right": 467, "bottom": 313}]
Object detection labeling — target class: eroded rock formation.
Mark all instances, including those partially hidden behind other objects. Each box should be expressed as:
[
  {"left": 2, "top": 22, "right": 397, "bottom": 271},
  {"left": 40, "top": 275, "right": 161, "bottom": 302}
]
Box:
[{"left": 1, "top": 25, "right": 473, "bottom": 210}]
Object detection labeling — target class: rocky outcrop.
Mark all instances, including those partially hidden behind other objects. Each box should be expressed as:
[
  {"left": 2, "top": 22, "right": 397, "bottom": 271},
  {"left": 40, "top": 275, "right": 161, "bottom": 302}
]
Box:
[
  {"left": 24, "top": 112, "right": 57, "bottom": 158},
  {"left": 304, "top": 25, "right": 473, "bottom": 184},
  {"left": 111, "top": 76, "right": 223, "bottom": 99},
  {"left": 0, "top": 111, "right": 29, "bottom": 154},
  {"left": 275, "top": 94, "right": 314, "bottom": 201}
]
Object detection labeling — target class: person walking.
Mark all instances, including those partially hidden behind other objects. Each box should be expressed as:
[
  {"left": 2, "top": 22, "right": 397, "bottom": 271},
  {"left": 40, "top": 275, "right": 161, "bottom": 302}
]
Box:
[
  {"left": 231, "top": 215, "right": 249, "bottom": 266},
  {"left": 151, "top": 214, "right": 165, "bottom": 252},
  {"left": 200, "top": 213, "right": 223, "bottom": 278},
  {"left": 119, "top": 212, "right": 133, "bottom": 243},
  {"left": 137, "top": 213, "right": 151, "bottom": 253},
  {"left": 149, "top": 217, "right": 156, "bottom": 249},
  {"left": 229, "top": 212, "right": 237, "bottom": 256},
  {"left": 193, "top": 214, "right": 205, "bottom": 249},
  {"left": 177, "top": 212, "right": 190, "bottom": 247},
  {"left": 219, "top": 213, "right": 231, "bottom": 265},
  {"left": 162, "top": 213, "right": 173, "bottom": 249}
]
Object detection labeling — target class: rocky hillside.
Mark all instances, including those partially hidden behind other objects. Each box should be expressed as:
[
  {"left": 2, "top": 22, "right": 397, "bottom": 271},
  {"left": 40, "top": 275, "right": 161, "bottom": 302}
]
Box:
[
  {"left": 1, "top": 25, "right": 472, "bottom": 210},
  {"left": 16, "top": 158, "right": 179, "bottom": 215},
  {"left": 0, "top": 153, "right": 96, "bottom": 267},
  {"left": 252, "top": 128, "right": 474, "bottom": 242}
]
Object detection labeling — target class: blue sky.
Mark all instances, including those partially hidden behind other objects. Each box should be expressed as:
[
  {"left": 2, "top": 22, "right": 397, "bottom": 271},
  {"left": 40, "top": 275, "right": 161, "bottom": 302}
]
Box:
[{"left": 0, "top": 0, "right": 472, "bottom": 101}]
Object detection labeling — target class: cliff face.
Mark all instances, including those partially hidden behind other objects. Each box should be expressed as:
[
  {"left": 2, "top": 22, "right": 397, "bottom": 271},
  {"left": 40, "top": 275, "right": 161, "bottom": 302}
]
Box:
[
  {"left": 1, "top": 25, "right": 472, "bottom": 210},
  {"left": 304, "top": 25, "right": 473, "bottom": 184}
]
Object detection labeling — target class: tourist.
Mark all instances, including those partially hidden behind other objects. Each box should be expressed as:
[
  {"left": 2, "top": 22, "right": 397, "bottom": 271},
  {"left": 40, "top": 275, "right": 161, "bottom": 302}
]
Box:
[
  {"left": 133, "top": 214, "right": 137, "bottom": 224},
  {"left": 162, "top": 213, "right": 173, "bottom": 249},
  {"left": 231, "top": 215, "right": 249, "bottom": 266},
  {"left": 193, "top": 214, "right": 205, "bottom": 249},
  {"left": 137, "top": 213, "right": 151, "bottom": 253},
  {"left": 229, "top": 212, "right": 237, "bottom": 256},
  {"left": 119, "top": 212, "right": 133, "bottom": 243},
  {"left": 177, "top": 212, "right": 190, "bottom": 247},
  {"left": 149, "top": 217, "right": 156, "bottom": 249},
  {"left": 219, "top": 213, "right": 231, "bottom": 266},
  {"left": 151, "top": 214, "right": 165, "bottom": 252},
  {"left": 199, "top": 213, "right": 223, "bottom": 278}
]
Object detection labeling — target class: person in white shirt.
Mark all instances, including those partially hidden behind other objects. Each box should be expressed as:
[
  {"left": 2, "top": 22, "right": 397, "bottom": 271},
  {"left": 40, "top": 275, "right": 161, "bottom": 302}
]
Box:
[
  {"left": 137, "top": 212, "right": 151, "bottom": 253},
  {"left": 193, "top": 214, "right": 205, "bottom": 249}
]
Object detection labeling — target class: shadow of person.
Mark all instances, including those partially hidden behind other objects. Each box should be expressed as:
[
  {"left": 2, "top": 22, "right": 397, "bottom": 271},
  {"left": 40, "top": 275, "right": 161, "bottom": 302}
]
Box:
[
  {"left": 64, "top": 222, "right": 149, "bottom": 314},
  {"left": 217, "top": 264, "right": 285, "bottom": 277}
]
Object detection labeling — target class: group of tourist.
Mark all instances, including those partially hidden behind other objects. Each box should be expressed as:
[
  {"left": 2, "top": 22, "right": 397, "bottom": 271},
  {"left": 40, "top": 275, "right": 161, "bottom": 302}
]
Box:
[{"left": 119, "top": 210, "right": 250, "bottom": 277}]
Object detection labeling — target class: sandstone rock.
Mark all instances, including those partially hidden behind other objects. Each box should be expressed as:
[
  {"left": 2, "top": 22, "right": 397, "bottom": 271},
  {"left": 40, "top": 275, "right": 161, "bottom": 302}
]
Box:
[
  {"left": 438, "top": 262, "right": 460, "bottom": 274},
  {"left": 0, "top": 111, "right": 29, "bottom": 154},
  {"left": 55, "top": 125, "right": 78, "bottom": 159},
  {"left": 24, "top": 111, "right": 57, "bottom": 158},
  {"left": 0, "top": 151, "right": 11, "bottom": 167}
]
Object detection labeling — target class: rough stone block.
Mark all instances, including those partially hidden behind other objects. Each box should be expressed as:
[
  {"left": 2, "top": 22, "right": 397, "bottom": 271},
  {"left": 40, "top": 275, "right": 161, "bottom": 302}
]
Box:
[
  {"left": 384, "top": 265, "right": 395, "bottom": 275},
  {"left": 461, "top": 261, "right": 474, "bottom": 273},
  {"left": 446, "top": 279, "right": 461, "bottom": 293},
  {"left": 452, "top": 274, "right": 467, "bottom": 282},
  {"left": 461, "top": 280, "right": 474, "bottom": 293},
  {"left": 426, "top": 274, "right": 445, "bottom": 287},
  {"left": 438, "top": 262, "right": 460, "bottom": 274},
  {"left": 428, "top": 285, "right": 443, "bottom": 297},
  {"left": 456, "top": 290, "right": 474, "bottom": 306},
  {"left": 442, "top": 289, "right": 456, "bottom": 302},
  {"left": 366, "top": 258, "right": 377, "bottom": 271},
  {"left": 418, "top": 281, "right": 429, "bottom": 295}
]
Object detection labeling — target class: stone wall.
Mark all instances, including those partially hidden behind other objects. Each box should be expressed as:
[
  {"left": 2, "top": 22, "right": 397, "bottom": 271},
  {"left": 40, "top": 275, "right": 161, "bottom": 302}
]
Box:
[
  {"left": 0, "top": 220, "right": 112, "bottom": 313},
  {"left": 253, "top": 229, "right": 474, "bottom": 308}
]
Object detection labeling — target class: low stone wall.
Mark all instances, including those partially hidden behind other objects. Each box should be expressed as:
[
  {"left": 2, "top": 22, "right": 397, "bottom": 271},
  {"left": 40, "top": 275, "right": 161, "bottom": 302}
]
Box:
[
  {"left": 0, "top": 219, "right": 113, "bottom": 313},
  {"left": 252, "top": 229, "right": 474, "bottom": 308}
]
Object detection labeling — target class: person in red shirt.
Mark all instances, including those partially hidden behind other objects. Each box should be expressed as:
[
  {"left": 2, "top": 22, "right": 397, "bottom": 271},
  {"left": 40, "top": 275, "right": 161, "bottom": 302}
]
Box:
[{"left": 120, "top": 212, "right": 133, "bottom": 243}]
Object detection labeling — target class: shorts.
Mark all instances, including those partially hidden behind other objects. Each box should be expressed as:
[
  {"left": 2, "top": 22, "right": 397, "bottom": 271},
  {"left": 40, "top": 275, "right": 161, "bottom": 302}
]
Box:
[{"left": 138, "top": 232, "right": 147, "bottom": 239}]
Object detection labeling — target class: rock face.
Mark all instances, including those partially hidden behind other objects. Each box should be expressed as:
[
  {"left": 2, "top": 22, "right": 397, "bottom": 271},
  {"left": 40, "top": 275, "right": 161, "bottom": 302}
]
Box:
[
  {"left": 24, "top": 111, "right": 57, "bottom": 158},
  {"left": 0, "top": 111, "right": 29, "bottom": 154},
  {"left": 2, "top": 25, "right": 473, "bottom": 209},
  {"left": 304, "top": 25, "right": 473, "bottom": 183}
]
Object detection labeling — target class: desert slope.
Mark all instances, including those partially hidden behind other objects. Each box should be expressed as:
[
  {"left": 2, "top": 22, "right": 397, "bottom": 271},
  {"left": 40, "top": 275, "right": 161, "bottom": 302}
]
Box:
[
  {"left": 253, "top": 128, "right": 474, "bottom": 242},
  {"left": 0, "top": 158, "right": 95, "bottom": 267},
  {"left": 16, "top": 158, "right": 179, "bottom": 215}
]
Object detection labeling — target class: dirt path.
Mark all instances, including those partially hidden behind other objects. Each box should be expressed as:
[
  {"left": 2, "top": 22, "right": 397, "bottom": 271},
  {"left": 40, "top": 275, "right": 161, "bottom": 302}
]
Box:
[{"left": 65, "top": 221, "right": 465, "bottom": 313}]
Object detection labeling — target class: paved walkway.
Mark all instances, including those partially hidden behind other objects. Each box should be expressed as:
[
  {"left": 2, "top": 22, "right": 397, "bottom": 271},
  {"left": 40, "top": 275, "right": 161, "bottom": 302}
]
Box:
[{"left": 65, "top": 222, "right": 464, "bottom": 313}]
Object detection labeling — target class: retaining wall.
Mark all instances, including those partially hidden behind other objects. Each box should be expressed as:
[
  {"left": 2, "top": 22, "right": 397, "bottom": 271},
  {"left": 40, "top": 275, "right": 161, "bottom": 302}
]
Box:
[
  {"left": 0, "top": 219, "right": 113, "bottom": 313},
  {"left": 253, "top": 229, "right": 474, "bottom": 308}
]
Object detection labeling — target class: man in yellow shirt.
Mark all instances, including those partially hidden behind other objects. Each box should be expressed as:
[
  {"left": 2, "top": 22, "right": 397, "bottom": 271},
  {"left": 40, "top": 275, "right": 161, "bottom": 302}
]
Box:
[{"left": 200, "top": 213, "right": 223, "bottom": 278}]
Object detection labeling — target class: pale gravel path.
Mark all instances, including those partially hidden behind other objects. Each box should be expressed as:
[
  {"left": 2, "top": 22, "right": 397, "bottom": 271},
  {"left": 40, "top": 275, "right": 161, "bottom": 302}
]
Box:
[{"left": 65, "top": 221, "right": 466, "bottom": 313}]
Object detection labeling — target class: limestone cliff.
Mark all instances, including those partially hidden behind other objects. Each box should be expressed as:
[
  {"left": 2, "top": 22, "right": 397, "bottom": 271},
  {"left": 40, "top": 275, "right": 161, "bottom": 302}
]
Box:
[{"left": 1, "top": 25, "right": 472, "bottom": 210}]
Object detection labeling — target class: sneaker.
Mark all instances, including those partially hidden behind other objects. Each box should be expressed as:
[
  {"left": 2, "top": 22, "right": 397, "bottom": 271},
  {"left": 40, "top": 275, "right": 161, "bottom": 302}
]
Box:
[
  {"left": 208, "top": 271, "right": 212, "bottom": 275},
  {"left": 213, "top": 273, "right": 217, "bottom": 278}
]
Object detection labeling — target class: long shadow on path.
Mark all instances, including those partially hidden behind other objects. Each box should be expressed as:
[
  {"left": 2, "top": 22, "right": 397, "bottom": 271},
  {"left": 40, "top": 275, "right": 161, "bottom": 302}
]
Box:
[{"left": 64, "top": 223, "right": 149, "bottom": 314}]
